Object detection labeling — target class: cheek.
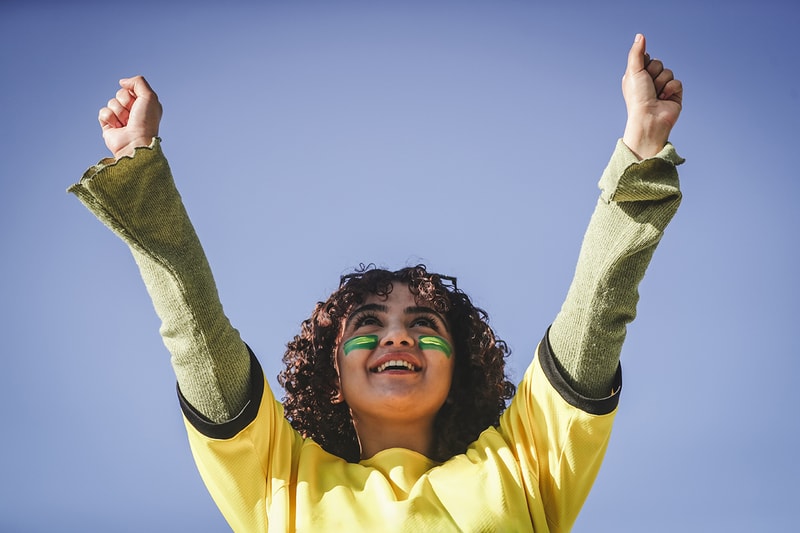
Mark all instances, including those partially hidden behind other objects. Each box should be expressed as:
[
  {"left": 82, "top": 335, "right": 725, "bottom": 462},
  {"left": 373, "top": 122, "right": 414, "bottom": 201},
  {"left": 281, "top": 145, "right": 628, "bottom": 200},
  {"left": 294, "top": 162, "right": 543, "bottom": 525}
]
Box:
[
  {"left": 430, "top": 352, "right": 456, "bottom": 392},
  {"left": 445, "top": 358, "right": 456, "bottom": 388},
  {"left": 335, "top": 348, "right": 361, "bottom": 391},
  {"left": 441, "top": 351, "right": 457, "bottom": 391},
  {"left": 335, "top": 349, "right": 349, "bottom": 381},
  {"left": 333, "top": 345, "right": 355, "bottom": 393}
]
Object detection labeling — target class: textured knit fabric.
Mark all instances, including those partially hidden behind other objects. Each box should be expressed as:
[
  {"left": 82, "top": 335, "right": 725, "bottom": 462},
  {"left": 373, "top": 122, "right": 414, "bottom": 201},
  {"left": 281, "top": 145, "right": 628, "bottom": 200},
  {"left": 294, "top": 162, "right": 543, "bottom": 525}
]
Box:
[
  {"left": 69, "top": 139, "right": 251, "bottom": 422},
  {"left": 178, "top": 336, "right": 620, "bottom": 532},
  {"left": 549, "top": 139, "right": 684, "bottom": 397}
]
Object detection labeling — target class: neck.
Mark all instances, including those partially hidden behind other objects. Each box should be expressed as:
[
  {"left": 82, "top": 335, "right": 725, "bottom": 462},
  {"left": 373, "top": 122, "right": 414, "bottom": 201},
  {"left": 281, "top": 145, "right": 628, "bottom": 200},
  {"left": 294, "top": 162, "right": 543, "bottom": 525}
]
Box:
[{"left": 352, "top": 416, "right": 436, "bottom": 460}]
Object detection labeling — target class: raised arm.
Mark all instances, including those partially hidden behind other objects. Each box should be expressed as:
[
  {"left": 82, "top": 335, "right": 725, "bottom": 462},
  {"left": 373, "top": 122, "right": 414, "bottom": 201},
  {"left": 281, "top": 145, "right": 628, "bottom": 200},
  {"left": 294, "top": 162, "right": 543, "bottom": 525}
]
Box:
[
  {"left": 548, "top": 34, "right": 684, "bottom": 398},
  {"left": 70, "top": 77, "right": 252, "bottom": 422}
]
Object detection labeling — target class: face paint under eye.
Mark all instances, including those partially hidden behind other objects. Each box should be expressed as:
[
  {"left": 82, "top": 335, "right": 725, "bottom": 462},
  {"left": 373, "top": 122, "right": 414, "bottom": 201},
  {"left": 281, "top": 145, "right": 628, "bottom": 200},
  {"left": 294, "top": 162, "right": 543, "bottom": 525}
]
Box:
[
  {"left": 343, "top": 334, "right": 379, "bottom": 356},
  {"left": 418, "top": 335, "right": 452, "bottom": 358}
]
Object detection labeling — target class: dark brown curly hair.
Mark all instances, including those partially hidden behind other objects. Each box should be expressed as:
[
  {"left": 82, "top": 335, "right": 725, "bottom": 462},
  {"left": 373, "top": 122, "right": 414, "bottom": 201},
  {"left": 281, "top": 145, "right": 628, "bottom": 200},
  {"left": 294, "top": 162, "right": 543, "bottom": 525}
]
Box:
[{"left": 278, "top": 264, "right": 515, "bottom": 463}]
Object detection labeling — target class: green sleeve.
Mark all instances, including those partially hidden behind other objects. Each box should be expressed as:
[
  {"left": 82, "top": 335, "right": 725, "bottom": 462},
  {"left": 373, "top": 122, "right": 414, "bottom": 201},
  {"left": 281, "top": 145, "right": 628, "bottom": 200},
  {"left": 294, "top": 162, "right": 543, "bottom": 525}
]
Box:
[
  {"left": 68, "top": 138, "right": 251, "bottom": 422},
  {"left": 549, "top": 139, "right": 684, "bottom": 398}
]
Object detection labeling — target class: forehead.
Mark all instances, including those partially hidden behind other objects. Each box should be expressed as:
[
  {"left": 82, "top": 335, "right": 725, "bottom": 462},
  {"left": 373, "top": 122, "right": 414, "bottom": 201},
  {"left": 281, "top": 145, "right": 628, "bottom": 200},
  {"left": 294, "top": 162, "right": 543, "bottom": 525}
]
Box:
[{"left": 358, "top": 284, "right": 417, "bottom": 308}]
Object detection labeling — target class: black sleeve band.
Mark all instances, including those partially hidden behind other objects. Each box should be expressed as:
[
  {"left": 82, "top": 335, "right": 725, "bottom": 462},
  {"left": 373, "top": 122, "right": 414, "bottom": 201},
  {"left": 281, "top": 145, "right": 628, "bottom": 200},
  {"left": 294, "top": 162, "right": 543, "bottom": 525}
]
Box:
[
  {"left": 539, "top": 327, "right": 622, "bottom": 416},
  {"left": 177, "top": 345, "right": 266, "bottom": 440}
]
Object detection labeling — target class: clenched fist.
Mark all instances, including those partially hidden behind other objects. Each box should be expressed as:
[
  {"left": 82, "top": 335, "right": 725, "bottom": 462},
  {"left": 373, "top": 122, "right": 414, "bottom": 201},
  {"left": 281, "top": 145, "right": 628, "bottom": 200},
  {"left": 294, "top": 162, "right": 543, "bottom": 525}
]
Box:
[
  {"left": 621, "top": 34, "right": 683, "bottom": 159},
  {"left": 98, "top": 76, "right": 163, "bottom": 159}
]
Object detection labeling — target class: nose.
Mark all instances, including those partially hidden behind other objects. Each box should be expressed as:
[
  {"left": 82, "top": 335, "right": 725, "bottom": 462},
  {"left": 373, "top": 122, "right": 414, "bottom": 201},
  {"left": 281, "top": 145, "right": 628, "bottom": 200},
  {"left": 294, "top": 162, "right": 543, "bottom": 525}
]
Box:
[{"left": 380, "top": 323, "right": 415, "bottom": 348}]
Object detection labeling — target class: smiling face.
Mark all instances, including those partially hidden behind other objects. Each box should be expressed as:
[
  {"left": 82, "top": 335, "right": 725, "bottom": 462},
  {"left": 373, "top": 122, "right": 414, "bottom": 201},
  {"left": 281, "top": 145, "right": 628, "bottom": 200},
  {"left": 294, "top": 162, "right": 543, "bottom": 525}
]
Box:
[{"left": 335, "top": 284, "right": 456, "bottom": 431}]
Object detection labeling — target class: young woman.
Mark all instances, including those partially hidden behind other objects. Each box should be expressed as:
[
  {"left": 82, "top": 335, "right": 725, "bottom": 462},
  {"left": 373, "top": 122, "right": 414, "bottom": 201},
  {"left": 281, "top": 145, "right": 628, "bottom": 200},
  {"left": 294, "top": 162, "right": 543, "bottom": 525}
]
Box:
[{"left": 70, "top": 34, "right": 683, "bottom": 531}]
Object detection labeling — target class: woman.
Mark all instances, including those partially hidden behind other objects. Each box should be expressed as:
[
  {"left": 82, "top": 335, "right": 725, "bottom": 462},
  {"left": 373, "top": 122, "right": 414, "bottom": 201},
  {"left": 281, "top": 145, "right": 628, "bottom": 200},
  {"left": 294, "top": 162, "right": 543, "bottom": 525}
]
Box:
[
  {"left": 70, "top": 34, "right": 683, "bottom": 531},
  {"left": 280, "top": 266, "right": 515, "bottom": 464}
]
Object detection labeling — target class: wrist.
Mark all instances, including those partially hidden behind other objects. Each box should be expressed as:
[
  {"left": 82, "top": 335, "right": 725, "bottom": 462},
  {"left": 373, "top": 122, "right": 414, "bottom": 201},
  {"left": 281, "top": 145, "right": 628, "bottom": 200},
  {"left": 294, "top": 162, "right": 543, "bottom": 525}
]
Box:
[
  {"left": 622, "top": 114, "right": 670, "bottom": 160},
  {"left": 113, "top": 137, "right": 154, "bottom": 160}
]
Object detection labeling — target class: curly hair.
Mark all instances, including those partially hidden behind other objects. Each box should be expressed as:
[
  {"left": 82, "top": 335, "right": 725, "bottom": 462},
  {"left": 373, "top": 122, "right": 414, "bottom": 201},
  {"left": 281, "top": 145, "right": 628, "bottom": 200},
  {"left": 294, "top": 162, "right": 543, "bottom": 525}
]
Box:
[{"left": 278, "top": 264, "right": 515, "bottom": 463}]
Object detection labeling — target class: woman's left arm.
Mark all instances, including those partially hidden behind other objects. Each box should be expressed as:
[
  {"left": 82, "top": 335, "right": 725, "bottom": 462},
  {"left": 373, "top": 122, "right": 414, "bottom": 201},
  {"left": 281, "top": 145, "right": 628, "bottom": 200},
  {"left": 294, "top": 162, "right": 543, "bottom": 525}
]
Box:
[{"left": 548, "top": 34, "right": 684, "bottom": 398}]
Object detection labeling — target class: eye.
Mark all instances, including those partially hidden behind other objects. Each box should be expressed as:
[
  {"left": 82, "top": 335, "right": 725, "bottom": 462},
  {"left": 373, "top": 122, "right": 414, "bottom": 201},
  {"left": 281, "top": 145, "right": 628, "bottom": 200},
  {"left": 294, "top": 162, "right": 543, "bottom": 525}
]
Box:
[
  {"left": 353, "top": 313, "right": 381, "bottom": 329},
  {"left": 410, "top": 314, "right": 440, "bottom": 330}
]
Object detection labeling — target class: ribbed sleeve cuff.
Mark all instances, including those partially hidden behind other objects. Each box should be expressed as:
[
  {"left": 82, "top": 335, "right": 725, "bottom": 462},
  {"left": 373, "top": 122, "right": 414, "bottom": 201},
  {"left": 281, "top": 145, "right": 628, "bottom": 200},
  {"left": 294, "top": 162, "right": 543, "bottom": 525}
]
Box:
[
  {"left": 179, "top": 346, "right": 265, "bottom": 440},
  {"left": 540, "top": 328, "right": 622, "bottom": 416},
  {"left": 600, "top": 139, "right": 684, "bottom": 204}
]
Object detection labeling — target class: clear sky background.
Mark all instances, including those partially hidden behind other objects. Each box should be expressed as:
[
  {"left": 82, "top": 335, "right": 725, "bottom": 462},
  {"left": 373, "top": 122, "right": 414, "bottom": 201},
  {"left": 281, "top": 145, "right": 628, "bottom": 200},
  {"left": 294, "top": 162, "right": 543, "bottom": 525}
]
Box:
[{"left": 2, "top": 1, "right": 798, "bottom": 531}]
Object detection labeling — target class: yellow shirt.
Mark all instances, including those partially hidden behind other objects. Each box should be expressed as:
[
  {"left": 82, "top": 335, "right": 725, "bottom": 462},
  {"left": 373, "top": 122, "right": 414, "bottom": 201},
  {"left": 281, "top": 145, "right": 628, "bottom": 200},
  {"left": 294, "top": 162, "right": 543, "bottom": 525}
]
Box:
[{"left": 181, "top": 336, "right": 620, "bottom": 532}]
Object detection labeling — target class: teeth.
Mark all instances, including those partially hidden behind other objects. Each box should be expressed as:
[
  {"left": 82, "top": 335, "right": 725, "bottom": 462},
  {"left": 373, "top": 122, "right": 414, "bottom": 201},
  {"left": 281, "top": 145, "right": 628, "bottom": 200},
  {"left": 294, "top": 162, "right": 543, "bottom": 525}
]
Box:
[{"left": 374, "top": 360, "right": 417, "bottom": 372}]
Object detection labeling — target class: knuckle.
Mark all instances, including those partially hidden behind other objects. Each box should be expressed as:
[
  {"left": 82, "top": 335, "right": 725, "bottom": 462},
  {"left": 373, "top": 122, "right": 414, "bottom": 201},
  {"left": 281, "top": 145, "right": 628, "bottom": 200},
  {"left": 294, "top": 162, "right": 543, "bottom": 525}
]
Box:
[{"left": 98, "top": 108, "right": 114, "bottom": 125}]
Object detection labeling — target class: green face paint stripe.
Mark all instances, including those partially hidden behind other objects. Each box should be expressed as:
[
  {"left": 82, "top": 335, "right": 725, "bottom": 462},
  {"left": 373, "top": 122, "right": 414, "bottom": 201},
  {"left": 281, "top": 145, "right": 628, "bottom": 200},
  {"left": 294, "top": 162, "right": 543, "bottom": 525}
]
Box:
[
  {"left": 342, "top": 334, "right": 379, "bottom": 356},
  {"left": 418, "top": 335, "right": 452, "bottom": 358}
]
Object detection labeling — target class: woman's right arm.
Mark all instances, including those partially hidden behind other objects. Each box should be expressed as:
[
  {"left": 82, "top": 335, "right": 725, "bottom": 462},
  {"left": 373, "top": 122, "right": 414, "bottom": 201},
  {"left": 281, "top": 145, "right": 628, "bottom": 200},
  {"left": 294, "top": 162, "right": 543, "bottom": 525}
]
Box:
[{"left": 69, "top": 76, "right": 251, "bottom": 422}]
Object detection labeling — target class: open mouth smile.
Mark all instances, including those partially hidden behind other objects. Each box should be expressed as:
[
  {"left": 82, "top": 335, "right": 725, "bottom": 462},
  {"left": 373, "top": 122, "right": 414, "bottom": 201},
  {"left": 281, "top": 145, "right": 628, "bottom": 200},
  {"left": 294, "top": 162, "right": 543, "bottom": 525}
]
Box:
[{"left": 371, "top": 360, "right": 421, "bottom": 373}]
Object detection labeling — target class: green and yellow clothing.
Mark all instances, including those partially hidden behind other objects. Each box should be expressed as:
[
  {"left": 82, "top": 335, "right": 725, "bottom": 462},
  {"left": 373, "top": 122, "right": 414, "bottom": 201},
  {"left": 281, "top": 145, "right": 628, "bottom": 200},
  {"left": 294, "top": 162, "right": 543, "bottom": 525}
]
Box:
[
  {"left": 69, "top": 138, "right": 682, "bottom": 532},
  {"left": 180, "top": 337, "right": 618, "bottom": 532}
]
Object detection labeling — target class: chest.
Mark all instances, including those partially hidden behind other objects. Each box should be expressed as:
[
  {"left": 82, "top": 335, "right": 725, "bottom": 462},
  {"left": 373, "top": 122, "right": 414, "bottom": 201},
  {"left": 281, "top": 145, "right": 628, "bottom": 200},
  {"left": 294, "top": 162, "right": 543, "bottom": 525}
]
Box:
[{"left": 286, "top": 440, "right": 542, "bottom": 532}]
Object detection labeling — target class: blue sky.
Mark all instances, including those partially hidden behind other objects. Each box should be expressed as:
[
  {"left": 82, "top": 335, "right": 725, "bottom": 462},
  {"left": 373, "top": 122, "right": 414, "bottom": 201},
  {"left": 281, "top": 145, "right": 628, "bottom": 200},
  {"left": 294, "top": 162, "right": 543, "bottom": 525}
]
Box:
[{"left": 2, "top": 1, "right": 798, "bottom": 531}]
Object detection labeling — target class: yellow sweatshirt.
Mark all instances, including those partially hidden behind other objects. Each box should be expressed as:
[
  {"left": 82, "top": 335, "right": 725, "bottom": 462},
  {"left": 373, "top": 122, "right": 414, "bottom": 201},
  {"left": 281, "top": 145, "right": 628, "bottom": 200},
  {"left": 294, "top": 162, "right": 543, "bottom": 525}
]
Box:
[{"left": 180, "top": 334, "right": 618, "bottom": 532}]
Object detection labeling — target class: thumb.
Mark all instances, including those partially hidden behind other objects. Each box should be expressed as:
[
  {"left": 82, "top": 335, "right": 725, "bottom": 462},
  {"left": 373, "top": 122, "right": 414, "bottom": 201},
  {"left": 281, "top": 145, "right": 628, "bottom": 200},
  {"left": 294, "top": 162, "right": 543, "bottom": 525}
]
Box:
[
  {"left": 626, "top": 33, "right": 647, "bottom": 73},
  {"left": 119, "top": 75, "right": 156, "bottom": 99}
]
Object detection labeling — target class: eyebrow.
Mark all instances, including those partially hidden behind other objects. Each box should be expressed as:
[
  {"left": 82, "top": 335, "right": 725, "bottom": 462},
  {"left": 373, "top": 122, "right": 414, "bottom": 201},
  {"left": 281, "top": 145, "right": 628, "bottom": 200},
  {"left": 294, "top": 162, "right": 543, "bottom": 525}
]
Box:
[{"left": 344, "top": 303, "right": 450, "bottom": 331}]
